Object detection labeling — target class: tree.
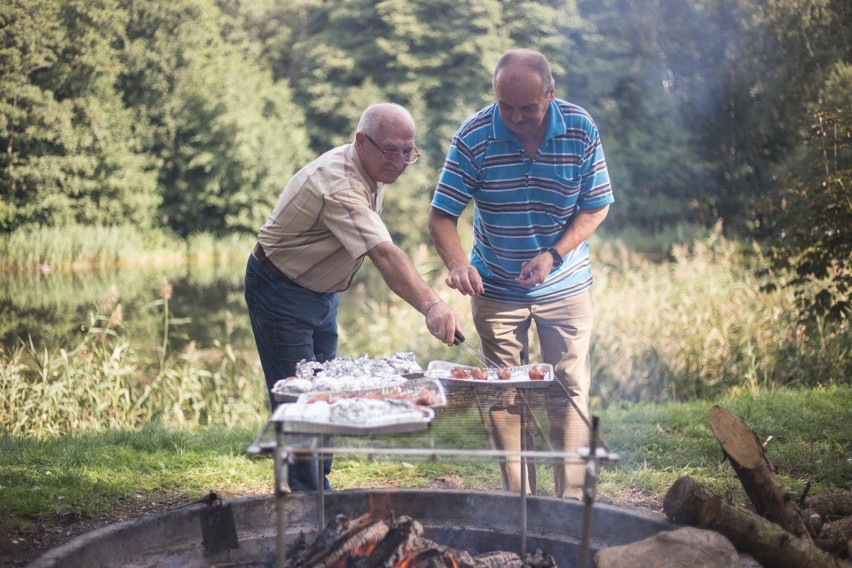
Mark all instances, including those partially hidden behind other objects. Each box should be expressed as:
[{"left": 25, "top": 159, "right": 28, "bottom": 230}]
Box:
[
  {"left": 0, "top": 0, "right": 159, "bottom": 231},
  {"left": 763, "top": 108, "right": 851, "bottom": 323},
  {"left": 566, "top": 0, "right": 714, "bottom": 231},
  {"left": 119, "top": 0, "right": 312, "bottom": 236}
]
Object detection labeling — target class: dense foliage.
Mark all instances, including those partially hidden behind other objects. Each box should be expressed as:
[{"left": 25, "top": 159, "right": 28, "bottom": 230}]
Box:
[{"left": 1, "top": 0, "right": 850, "bottom": 317}]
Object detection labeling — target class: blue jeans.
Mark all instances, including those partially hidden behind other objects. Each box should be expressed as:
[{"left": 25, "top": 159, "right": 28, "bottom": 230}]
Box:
[{"left": 244, "top": 253, "right": 337, "bottom": 491}]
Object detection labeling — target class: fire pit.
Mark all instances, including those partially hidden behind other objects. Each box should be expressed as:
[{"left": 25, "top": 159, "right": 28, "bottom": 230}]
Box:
[{"left": 27, "top": 489, "right": 675, "bottom": 567}]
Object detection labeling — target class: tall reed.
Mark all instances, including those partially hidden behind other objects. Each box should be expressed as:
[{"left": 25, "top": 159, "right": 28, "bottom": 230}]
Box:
[
  {"left": 0, "top": 295, "right": 266, "bottom": 439},
  {"left": 590, "top": 235, "right": 850, "bottom": 402}
]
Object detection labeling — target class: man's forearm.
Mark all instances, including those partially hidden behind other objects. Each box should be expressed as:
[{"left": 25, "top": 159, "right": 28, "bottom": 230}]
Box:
[
  {"left": 551, "top": 205, "right": 609, "bottom": 256},
  {"left": 428, "top": 208, "right": 467, "bottom": 270},
  {"left": 367, "top": 241, "right": 437, "bottom": 312}
]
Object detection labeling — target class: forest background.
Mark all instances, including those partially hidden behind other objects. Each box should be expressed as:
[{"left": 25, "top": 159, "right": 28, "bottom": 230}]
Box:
[
  {"left": 2, "top": 0, "right": 849, "bottom": 275},
  {"left": 1, "top": 0, "right": 851, "bottom": 545}
]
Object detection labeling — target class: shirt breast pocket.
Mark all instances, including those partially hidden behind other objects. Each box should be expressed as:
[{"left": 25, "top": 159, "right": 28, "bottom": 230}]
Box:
[{"left": 551, "top": 172, "right": 582, "bottom": 200}]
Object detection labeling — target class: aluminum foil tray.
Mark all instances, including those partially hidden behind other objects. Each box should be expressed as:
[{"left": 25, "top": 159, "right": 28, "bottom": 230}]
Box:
[
  {"left": 271, "top": 374, "right": 410, "bottom": 403},
  {"left": 424, "top": 360, "right": 555, "bottom": 389},
  {"left": 307, "top": 377, "right": 447, "bottom": 409},
  {"left": 271, "top": 398, "right": 435, "bottom": 436}
]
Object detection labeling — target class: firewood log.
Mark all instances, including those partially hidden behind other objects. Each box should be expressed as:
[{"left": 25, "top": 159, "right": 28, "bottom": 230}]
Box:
[
  {"left": 815, "top": 515, "right": 852, "bottom": 558},
  {"left": 699, "top": 496, "right": 852, "bottom": 568},
  {"left": 708, "top": 405, "right": 814, "bottom": 542},
  {"left": 663, "top": 476, "right": 720, "bottom": 525},
  {"left": 805, "top": 491, "right": 852, "bottom": 520}
]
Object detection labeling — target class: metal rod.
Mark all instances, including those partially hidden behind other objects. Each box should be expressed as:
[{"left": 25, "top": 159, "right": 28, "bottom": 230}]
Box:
[
  {"left": 472, "top": 387, "right": 497, "bottom": 449},
  {"left": 318, "top": 436, "right": 326, "bottom": 529},
  {"left": 271, "top": 444, "right": 618, "bottom": 462},
  {"left": 520, "top": 410, "right": 528, "bottom": 558},
  {"left": 274, "top": 424, "right": 288, "bottom": 568},
  {"left": 578, "top": 416, "right": 599, "bottom": 568},
  {"left": 558, "top": 381, "right": 612, "bottom": 453}
]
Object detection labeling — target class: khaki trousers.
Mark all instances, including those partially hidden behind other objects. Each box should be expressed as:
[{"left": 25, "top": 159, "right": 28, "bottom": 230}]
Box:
[{"left": 472, "top": 292, "right": 593, "bottom": 499}]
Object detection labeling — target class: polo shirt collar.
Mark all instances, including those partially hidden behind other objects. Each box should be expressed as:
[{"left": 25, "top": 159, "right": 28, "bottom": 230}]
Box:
[{"left": 490, "top": 99, "right": 567, "bottom": 143}]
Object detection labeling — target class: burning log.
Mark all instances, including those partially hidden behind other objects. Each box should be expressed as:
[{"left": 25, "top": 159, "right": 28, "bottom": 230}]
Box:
[
  {"left": 708, "top": 405, "right": 813, "bottom": 542},
  {"left": 291, "top": 513, "right": 389, "bottom": 568},
  {"left": 353, "top": 515, "right": 423, "bottom": 567},
  {"left": 289, "top": 513, "right": 557, "bottom": 568}
]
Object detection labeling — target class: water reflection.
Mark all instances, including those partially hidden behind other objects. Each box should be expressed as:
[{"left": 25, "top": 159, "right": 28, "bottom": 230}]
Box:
[
  {"left": 0, "top": 262, "right": 253, "bottom": 351},
  {"left": 0, "top": 260, "right": 396, "bottom": 355}
]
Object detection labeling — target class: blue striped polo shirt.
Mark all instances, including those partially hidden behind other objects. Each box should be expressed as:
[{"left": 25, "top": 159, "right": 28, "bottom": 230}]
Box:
[{"left": 432, "top": 98, "right": 614, "bottom": 302}]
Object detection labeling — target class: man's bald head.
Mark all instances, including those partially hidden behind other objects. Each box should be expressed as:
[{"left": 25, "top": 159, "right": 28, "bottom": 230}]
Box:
[
  {"left": 493, "top": 49, "right": 555, "bottom": 96},
  {"left": 356, "top": 103, "right": 415, "bottom": 139}
]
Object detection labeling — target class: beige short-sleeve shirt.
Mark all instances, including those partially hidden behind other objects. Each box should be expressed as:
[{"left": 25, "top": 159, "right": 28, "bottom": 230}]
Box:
[{"left": 257, "top": 144, "right": 392, "bottom": 292}]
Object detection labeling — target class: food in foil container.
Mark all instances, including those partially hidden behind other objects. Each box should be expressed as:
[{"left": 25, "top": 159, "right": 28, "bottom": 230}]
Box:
[
  {"left": 272, "top": 353, "right": 422, "bottom": 400},
  {"left": 424, "top": 360, "right": 555, "bottom": 386},
  {"left": 279, "top": 397, "right": 431, "bottom": 427}
]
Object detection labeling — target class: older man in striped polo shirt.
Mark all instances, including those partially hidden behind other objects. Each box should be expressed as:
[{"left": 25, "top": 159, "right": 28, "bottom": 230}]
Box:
[
  {"left": 429, "top": 49, "right": 613, "bottom": 499},
  {"left": 246, "top": 102, "right": 462, "bottom": 492}
]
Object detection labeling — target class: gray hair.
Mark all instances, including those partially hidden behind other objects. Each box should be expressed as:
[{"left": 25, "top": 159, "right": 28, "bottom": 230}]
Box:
[
  {"left": 356, "top": 103, "right": 415, "bottom": 137},
  {"left": 493, "top": 48, "right": 555, "bottom": 96}
]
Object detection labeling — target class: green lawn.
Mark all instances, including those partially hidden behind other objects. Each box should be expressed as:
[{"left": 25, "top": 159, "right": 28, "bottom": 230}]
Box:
[{"left": 2, "top": 384, "right": 848, "bottom": 532}]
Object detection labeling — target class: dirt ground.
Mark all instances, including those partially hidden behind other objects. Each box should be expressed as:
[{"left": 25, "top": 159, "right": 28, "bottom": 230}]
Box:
[
  {"left": 1, "top": 492, "right": 199, "bottom": 568},
  {"left": 2, "top": 487, "right": 664, "bottom": 567}
]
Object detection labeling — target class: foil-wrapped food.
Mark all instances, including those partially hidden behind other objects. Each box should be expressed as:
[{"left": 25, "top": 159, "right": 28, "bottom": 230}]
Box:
[{"left": 272, "top": 352, "right": 422, "bottom": 401}]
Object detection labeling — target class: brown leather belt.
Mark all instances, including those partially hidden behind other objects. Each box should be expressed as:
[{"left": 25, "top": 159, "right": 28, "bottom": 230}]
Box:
[{"left": 252, "top": 242, "right": 289, "bottom": 281}]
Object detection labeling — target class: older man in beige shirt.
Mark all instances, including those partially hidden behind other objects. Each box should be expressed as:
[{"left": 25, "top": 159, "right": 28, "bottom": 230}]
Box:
[{"left": 245, "top": 102, "right": 461, "bottom": 491}]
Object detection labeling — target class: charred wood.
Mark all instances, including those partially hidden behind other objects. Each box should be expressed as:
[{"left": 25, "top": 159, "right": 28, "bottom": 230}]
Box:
[
  {"left": 356, "top": 515, "right": 423, "bottom": 567},
  {"left": 296, "top": 515, "right": 389, "bottom": 568}
]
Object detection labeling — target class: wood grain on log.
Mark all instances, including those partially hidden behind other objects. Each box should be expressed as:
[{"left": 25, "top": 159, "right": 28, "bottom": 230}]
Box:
[
  {"left": 663, "top": 476, "right": 720, "bottom": 525},
  {"left": 699, "top": 496, "right": 852, "bottom": 568},
  {"left": 708, "top": 406, "right": 813, "bottom": 542}
]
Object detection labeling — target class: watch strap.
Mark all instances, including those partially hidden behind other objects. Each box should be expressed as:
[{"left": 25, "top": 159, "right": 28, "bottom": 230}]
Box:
[{"left": 546, "top": 247, "right": 563, "bottom": 269}]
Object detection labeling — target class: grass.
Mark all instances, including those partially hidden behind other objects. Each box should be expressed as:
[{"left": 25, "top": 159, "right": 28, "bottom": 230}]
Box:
[{"left": 1, "top": 385, "right": 848, "bottom": 532}]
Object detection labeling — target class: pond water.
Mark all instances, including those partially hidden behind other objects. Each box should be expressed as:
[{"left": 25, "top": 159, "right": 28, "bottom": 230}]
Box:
[
  {"left": 1, "top": 261, "right": 250, "bottom": 352},
  {"left": 0, "top": 259, "right": 437, "bottom": 360}
]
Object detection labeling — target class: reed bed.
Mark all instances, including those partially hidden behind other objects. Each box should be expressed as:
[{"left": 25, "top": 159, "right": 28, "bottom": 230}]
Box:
[
  {"left": 0, "top": 225, "right": 254, "bottom": 271},
  {"left": 0, "top": 234, "right": 848, "bottom": 440}
]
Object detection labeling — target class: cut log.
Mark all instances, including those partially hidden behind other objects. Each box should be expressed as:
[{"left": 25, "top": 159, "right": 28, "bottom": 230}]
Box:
[
  {"left": 708, "top": 405, "right": 814, "bottom": 542},
  {"left": 663, "top": 476, "right": 720, "bottom": 525},
  {"left": 699, "top": 496, "right": 852, "bottom": 568},
  {"left": 816, "top": 515, "right": 852, "bottom": 558}
]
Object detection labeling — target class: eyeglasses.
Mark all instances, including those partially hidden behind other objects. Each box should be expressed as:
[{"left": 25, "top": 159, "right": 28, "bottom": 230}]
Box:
[{"left": 362, "top": 133, "right": 421, "bottom": 164}]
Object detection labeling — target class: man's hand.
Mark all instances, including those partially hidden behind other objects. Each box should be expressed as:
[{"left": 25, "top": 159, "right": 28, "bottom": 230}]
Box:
[
  {"left": 514, "top": 254, "right": 554, "bottom": 288},
  {"left": 423, "top": 300, "right": 462, "bottom": 346},
  {"left": 445, "top": 263, "right": 484, "bottom": 296}
]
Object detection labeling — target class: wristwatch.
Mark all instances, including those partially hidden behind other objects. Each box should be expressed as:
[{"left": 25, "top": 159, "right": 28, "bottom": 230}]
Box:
[{"left": 545, "top": 247, "right": 564, "bottom": 269}]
